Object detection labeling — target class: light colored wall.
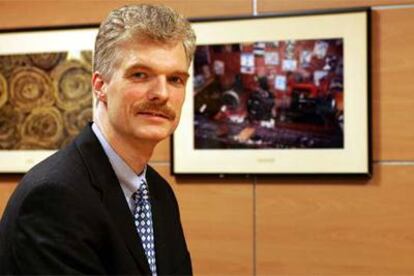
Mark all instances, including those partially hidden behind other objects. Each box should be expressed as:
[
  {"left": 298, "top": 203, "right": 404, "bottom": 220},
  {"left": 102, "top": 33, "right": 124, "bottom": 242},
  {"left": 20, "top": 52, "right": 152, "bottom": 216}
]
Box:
[{"left": 1, "top": 1, "right": 414, "bottom": 275}]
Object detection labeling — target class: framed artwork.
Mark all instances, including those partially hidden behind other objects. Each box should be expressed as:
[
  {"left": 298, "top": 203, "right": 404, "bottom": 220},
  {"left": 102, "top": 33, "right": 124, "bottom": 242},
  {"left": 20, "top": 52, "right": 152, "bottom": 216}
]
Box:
[
  {"left": 172, "top": 8, "right": 371, "bottom": 176},
  {"left": 0, "top": 26, "right": 97, "bottom": 172}
]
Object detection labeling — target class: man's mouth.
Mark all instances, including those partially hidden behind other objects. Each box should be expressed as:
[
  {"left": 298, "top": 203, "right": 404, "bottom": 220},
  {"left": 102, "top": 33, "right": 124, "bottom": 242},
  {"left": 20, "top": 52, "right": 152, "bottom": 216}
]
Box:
[{"left": 138, "top": 111, "right": 171, "bottom": 120}]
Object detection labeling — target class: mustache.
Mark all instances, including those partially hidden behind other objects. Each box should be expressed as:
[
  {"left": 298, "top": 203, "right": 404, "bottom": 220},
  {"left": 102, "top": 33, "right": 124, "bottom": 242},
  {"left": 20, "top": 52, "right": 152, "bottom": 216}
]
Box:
[{"left": 133, "top": 102, "right": 176, "bottom": 120}]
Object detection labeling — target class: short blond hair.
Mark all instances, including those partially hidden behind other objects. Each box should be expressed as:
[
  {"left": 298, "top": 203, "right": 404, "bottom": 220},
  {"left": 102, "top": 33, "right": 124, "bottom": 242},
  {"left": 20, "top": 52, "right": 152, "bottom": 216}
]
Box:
[{"left": 93, "top": 4, "right": 196, "bottom": 78}]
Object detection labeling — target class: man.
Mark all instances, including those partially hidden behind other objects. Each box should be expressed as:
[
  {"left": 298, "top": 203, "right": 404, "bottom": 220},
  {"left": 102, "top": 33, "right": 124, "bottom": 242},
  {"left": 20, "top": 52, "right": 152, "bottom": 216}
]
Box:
[{"left": 0, "top": 4, "right": 195, "bottom": 275}]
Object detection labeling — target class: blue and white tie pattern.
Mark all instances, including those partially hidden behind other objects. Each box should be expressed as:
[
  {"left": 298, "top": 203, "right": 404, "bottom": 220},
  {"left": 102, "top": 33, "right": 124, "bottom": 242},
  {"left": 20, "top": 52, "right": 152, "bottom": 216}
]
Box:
[{"left": 133, "top": 180, "right": 157, "bottom": 275}]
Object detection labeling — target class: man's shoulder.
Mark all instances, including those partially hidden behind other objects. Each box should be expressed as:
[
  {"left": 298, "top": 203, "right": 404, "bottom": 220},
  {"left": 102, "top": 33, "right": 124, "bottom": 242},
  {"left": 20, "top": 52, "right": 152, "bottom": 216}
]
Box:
[
  {"left": 13, "top": 142, "right": 90, "bottom": 205},
  {"left": 0, "top": 142, "right": 94, "bottom": 232},
  {"left": 24, "top": 143, "right": 85, "bottom": 185}
]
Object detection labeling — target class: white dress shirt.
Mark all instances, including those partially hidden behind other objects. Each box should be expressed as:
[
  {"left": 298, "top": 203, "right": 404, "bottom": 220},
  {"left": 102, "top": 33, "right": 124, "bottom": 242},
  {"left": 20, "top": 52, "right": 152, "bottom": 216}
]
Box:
[{"left": 91, "top": 123, "right": 147, "bottom": 212}]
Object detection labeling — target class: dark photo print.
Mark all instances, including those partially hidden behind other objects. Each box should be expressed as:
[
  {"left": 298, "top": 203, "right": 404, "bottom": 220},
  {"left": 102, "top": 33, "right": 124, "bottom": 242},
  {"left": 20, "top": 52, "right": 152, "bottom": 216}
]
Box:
[{"left": 193, "top": 38, "right": 344, "bottom": 149}]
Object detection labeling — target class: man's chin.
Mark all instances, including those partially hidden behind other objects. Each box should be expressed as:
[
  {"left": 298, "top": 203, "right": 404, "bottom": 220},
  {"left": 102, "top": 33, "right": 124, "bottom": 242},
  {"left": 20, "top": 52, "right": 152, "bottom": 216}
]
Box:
[{"left": 133, "top": 128, "right": 172, "bottom": 143}]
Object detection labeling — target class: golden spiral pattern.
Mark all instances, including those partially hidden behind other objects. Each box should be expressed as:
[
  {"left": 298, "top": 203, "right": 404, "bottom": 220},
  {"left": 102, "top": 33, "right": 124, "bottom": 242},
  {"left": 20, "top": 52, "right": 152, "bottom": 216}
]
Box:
[
  {"left": 20, "top": 106, "right": 64, "bottom": 149},
  {"left": 9, "top": 66, "right": 55, "bottom": 113},
  {"left": 0, "top": 105, "right": 23, "bottom": 149},
  {"left": 51, "top": 60, "right": 92, "bottom": 111},
  {"left": 0, "top": 73, "right": 7, "bottom": 108},
  {"left": 28, "top": 52, "right": 67, "bottom": 71},
  {"left": 63, "top": 106, "right": 92, "bottom": 136},
  {"left": 0, "top": 55, "right": 31, "bottom": 78}
]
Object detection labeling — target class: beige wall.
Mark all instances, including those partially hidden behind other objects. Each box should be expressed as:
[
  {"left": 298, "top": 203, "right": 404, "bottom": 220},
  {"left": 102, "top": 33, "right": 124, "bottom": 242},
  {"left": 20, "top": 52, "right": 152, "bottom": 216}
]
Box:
[{"left": 1, "top": 1, "right": 414, "bottom": 275}]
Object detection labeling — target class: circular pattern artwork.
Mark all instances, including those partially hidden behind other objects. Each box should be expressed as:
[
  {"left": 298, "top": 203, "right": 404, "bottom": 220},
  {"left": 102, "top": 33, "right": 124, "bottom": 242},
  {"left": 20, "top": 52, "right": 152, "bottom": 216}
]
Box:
[
  {"left": 0, "top": 105, "right": 23, "bottom": 149},
  {"left": 9, "top": 66, "right": 55, "bottom": 113},
  {"left": 0, "top": 73, "right": 7, "bottom": 109},
  {"left": 20, "top": 106, "right": 64, "bottom": 149},
  {"left": 0, "top": 51, "right": 93, "bottom": 150},
  {"left": 52, "top": 60, "right": 92, "bottom": 111}
]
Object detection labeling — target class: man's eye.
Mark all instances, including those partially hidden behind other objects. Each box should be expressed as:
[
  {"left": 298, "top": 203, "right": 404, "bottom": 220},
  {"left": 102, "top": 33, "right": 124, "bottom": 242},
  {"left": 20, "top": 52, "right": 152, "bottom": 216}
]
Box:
[
  {"left": 132, "top": 72, "right": 147, "bottom": 79},
  {"left": 169, "top": 76, "right": 185, "bottom": 86}
]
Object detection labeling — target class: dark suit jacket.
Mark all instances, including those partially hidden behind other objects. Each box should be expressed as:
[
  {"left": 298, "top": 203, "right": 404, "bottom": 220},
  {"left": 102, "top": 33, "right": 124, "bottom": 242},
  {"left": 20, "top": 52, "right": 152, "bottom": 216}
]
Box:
[{"left": 0, "top": 125, "right": 192, "bottom": 275}]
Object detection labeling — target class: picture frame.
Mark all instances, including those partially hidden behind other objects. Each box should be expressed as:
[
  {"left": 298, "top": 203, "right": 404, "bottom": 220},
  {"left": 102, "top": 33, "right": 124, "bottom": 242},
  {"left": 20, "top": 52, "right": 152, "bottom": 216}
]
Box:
[
  {"left": 0, "top": 25, "right": 98, "bottom": 173},
  {"left": 172, "top": 8, "right": 371, "bottom": 176}
]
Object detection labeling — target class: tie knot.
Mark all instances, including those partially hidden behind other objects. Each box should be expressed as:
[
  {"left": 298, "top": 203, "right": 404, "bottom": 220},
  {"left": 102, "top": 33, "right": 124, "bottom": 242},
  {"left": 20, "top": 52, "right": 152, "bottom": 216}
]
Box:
[{"left": 133, "top": 180, "right": 150, "bottom": 202}]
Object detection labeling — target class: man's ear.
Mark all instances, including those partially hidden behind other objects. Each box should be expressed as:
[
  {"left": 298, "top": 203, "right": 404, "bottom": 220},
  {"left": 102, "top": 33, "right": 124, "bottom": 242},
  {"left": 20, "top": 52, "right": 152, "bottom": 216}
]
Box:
[{"left": 92, "top": 72, "right": 107, "bottom": 103}]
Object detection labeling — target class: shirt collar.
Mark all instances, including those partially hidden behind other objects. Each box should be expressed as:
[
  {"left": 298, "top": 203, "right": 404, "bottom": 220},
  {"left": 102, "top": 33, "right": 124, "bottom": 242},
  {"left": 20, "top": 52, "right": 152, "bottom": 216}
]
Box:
[{"left": 91, "top": 123, "right": 146, "bottom": 199}]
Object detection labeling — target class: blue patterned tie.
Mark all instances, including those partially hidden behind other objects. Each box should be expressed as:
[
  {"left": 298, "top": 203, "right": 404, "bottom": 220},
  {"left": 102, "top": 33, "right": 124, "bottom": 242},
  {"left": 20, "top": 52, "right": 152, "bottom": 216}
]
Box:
[{"left": 133, "top": 180, "right": 157, "bottom": 275}]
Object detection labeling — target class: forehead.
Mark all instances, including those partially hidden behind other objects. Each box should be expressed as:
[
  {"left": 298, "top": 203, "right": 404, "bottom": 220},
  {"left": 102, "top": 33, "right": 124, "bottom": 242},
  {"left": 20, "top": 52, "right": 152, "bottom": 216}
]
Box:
[{"left": 113, "top": 39, "right": 189, "bottom": 74}]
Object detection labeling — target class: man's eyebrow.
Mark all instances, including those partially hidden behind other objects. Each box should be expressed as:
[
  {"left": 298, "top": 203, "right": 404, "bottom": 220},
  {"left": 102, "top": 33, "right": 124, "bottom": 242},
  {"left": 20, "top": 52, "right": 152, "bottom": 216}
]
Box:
[
  {"left": 172, "top": 71, "right": 190, "bottom": 79},
  {"left": 124, "top": 64, "right": 151, "bottom": 75},
  {"left": 125, "top": 63, "right": 189, "bottom": 78}
]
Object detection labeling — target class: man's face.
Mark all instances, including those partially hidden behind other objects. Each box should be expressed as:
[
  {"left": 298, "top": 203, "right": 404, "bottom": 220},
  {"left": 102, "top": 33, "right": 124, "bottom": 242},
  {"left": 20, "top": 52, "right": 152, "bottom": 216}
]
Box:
[{"left": 96, "top": 39, "right": 189, "bottom": 143}]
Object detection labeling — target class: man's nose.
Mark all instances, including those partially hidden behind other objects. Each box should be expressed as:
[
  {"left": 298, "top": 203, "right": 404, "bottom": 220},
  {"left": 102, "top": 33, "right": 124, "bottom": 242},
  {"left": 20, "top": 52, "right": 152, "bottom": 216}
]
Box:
[{"left": 147, "top": 76, "right": 169, "bottom": 103}]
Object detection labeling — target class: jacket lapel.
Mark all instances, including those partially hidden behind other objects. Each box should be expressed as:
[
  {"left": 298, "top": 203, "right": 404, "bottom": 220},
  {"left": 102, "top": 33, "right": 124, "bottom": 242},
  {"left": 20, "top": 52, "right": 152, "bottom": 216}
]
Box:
[
  {"left": 74, "top": 125, "right": 151, "bottom": 274},
  {"left": 102, "top": 180, "right": 152, "bottom": 275},
  {"left": 146, "top": 167, "right": 169, "bottom": 274}
]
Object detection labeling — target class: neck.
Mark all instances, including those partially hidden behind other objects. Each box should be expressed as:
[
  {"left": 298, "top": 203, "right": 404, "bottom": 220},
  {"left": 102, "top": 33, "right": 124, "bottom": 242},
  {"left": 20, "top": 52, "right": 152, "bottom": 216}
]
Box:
[{"left": 94, "top": 112, "right": 157, "bottom": 174}]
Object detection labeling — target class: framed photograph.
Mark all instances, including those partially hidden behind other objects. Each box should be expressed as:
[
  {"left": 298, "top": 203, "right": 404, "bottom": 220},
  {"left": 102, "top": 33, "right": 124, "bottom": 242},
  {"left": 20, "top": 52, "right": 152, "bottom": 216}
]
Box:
[
  {"left": 0, "top": 26, "right": 97, "bottom": 172},
  {"left": 172, "top": 8, "right": 370, "bottom": 175}
]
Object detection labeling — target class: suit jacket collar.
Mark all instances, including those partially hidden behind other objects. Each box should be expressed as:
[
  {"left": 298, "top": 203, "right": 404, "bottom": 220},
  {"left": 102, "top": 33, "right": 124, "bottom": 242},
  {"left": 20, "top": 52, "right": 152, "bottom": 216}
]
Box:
[
  {"left": 146, "top": 167, "right": 168, "bottom": 273},
  {"left": 74, "top": 124, "right": 152, "bottom": 274}
]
